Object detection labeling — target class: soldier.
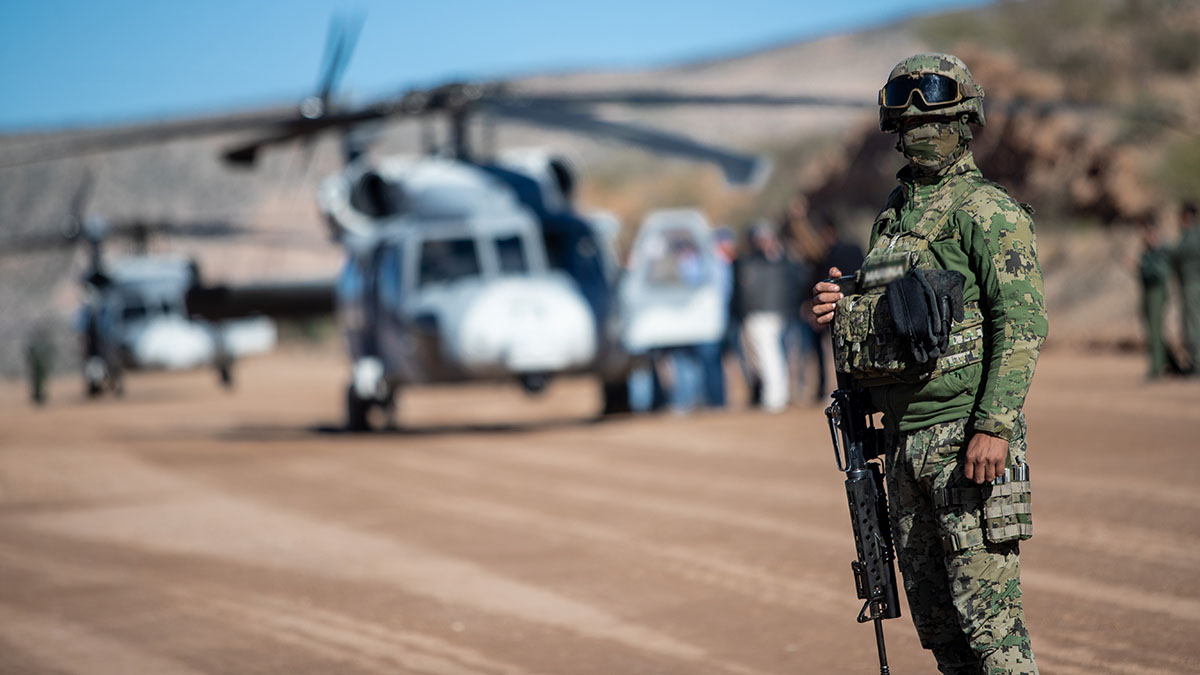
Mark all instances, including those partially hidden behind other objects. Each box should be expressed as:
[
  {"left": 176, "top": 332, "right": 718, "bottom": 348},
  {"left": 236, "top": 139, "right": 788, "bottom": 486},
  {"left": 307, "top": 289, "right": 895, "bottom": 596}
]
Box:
[
  {"left": 25, "top": 326, "right": 56, "bottom": 406},
  {"left": 1139, "top": 219, "right": 1171, "bottom": 378},
  {"left": 813, "top": 53, "right": 1046, "bottom": 674},
  {"left": 1174, "top": 202, "right": 1200, "bottom": 372}
]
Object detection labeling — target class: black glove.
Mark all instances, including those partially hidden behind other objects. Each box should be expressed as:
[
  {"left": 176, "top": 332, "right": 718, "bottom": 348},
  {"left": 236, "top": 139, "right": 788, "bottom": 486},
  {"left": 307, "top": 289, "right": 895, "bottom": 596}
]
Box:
[{"left": 885, "top": 269, "right": 965, "bottom": 363}]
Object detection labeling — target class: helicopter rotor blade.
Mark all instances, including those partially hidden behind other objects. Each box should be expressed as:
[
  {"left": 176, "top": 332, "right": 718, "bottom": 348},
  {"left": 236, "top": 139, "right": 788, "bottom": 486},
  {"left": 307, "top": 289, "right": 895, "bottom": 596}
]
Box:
[
  {"left": 0, "top": 231, "right": 82, "bottom": 254},
  {"left": 510, "top": 90, "right": 874, "bottom": 110},
  {"left": 67, "top": 169, "right": 93, "bottom": 231},
  {"left": 221, "top": 104, "right": 397, "bottom": 166},
  {"left": 485, "top": 100, "right": 770, "bottom": 187},
  {"left": 0, "top": 109, "right": 307, "bottom": 169},
  {"left": 315, "top": 13, "right": 364, "bottom": 111},
  {"left": 105, "top": 220, "right": 257, "bottom": 240}
]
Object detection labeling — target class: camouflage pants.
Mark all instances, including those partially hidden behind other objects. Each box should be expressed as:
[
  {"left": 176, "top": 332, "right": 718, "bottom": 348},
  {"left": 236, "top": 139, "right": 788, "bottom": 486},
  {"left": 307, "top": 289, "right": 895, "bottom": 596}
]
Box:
[{"left": 885, "top": 417, "right": 1037, "bottom": 675}]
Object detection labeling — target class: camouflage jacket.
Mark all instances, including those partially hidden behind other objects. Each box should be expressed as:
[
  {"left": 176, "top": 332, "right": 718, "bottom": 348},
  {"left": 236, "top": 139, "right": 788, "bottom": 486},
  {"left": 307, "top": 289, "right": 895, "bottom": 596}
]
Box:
[
  {"left": 1173, "top": 227, "right": 1200, "bottom": 286},
  {"left": 864, "top": 152, "right": 1048, "bottom": 441}
]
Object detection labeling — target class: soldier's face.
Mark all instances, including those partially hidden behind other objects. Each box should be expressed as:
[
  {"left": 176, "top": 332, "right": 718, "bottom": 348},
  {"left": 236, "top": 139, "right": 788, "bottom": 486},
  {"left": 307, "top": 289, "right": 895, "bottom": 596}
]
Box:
[{"left": 897, "top": 116, "right": 962, "bottom": 171}]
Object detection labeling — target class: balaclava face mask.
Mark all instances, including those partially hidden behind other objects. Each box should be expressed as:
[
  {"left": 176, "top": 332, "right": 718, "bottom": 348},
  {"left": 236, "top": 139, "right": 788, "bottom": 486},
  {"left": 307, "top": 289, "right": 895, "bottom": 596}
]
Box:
[{"left": 897, "top": 118, "right": 970, "bottom": 173}]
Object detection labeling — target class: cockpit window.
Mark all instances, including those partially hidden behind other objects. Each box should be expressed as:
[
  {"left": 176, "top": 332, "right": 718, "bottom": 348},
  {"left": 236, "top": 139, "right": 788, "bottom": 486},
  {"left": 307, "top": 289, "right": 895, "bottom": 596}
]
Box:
[
  {"left": 419, "top": 238, "right": 481, "bottom": 287},
  {"left": 495, "top": 235, "right": 528, "bottom": 274}
]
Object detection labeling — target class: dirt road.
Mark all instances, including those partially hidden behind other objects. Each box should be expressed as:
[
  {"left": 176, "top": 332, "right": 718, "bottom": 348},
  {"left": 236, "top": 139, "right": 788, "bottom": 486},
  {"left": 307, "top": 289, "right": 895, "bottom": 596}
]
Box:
[{"left": 1, "top": 349, "right": 1197, "bottom": 674}]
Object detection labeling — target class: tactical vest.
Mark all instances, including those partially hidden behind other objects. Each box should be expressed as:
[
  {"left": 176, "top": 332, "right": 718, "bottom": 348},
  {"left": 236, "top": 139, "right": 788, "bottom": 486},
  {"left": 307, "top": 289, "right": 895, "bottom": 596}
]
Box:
[{"left": 833, "top": 172, "right": 986, "bottom": 386}]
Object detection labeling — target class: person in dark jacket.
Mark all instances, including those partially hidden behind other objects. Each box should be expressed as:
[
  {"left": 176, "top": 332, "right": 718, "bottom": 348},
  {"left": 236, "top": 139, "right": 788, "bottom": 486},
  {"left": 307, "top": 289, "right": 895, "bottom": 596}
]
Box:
[
  {"left": 803, "top": 216, "right": 864, "bottom": 400},
  {"left": 733, "top": 221, "right": 803, "bottom": 411}
]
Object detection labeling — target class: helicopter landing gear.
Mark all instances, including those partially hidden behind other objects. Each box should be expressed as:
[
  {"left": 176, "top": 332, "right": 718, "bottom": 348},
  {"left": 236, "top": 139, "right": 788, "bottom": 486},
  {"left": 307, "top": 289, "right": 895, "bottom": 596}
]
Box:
[
  {"left": 518, "top": 373, "right": 550, "bottom": 396},
  {"left": 346, "top": 357, "right": 395, "bottom": 431},
  {"left": 84, "top": 356, "right": 118, "bottom": 398},
  {"left": 346, "top": 384, "right": 371, "bottom": 432},
  {"left": 600, "top": 377, "right": 631, "bottom": 416},
  {"left": 217, "top": 362, "right": 234, "bottom": 390},
  {"left": 345, "top": 384, "right": 396, "bottom": 432}
]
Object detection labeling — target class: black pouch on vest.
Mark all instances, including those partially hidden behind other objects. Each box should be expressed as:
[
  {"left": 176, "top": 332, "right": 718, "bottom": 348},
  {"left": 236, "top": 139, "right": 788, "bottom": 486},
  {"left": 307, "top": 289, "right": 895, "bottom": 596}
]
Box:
[{"left": 885, "top": 269, "right": 965, "bottom": 363}]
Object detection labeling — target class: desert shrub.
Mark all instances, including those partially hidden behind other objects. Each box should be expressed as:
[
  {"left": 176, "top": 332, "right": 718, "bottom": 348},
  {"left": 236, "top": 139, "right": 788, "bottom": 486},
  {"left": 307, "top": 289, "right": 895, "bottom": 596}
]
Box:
[
  {"left": 1147, "top": 28, "right": 1200, "bottom": 74},
  {"left": 1156, "top": 137, "right": 1200, "bottom": 203}
]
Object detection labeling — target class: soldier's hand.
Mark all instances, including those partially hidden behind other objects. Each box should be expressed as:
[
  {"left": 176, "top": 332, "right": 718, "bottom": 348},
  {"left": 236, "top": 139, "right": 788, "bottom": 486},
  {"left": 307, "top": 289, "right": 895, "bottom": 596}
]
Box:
[
  {"left": 964, "top": 433, "right": 1009, "bottom": 484},
  {"left": 812, "top": 266, "right": 844, "bottom": 325}
]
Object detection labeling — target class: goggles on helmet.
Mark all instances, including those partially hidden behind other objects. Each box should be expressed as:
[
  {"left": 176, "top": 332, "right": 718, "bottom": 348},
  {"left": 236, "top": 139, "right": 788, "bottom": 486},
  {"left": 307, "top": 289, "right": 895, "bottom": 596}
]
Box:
[{"left": 879, "top": 72, "right": 964, "bottom": 109}]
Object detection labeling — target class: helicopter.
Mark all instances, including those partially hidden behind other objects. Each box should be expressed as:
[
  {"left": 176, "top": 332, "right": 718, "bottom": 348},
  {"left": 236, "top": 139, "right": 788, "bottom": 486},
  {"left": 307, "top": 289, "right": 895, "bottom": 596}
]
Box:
[
  {"left": 3, "top": 16, "right": 876, "bottom": 425},
  {"left": 1, "top": 174, "right": 277, "bottom": 397},
  {"left": 178, "top": 17, "right": 880, "bottom": 429},
  {"left": 190, "top": 125, "right": 640, "bottom": 429}
]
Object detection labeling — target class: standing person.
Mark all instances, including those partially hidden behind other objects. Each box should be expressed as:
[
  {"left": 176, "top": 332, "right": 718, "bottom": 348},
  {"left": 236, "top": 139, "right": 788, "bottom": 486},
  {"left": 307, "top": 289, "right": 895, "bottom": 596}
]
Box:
[
  {"left": 25, "top": 326, "right": 56, "bottom": 406},
  {"left": 667, "top": 239, "right": 706, "bottom": 412},
  {"left": 813, "top": 53, "right": 1046, "bottom": 673},
  {"left": 1140, "top": 219, "right": 1172, "bottom": 379},
  {"left": 1174, "top": 202, "right": 1200, "bottom": 372},
  {"left": 782, "top": 195, "right": 821, "bottom": 399},
  {"left": 805, "top": 215, "right": 865, "bottom": 401},
  {"left": 697, "top": 227, "right": 736, "bottom": 409},
  {"left": 735, "top": 221, "right": 796, "bottom": 413}
]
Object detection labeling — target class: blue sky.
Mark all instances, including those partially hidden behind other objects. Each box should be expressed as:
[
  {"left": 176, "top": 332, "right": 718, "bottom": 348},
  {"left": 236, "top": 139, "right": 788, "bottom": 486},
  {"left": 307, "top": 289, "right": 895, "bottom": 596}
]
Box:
[{"left": 0, "top": 0, "right": 990, "bottom": 131}]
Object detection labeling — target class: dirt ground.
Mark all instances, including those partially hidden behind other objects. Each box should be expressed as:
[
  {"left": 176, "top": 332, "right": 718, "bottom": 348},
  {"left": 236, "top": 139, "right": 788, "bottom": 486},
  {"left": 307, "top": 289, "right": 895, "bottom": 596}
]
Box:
[{"left": 1, "top": 348, "right": 1197, "bottom": 675}]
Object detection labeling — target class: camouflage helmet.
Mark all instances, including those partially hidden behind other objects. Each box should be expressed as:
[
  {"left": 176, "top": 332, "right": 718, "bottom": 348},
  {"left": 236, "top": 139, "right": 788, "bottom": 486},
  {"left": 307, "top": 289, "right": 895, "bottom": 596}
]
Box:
[{"left": 879, "top": 53, "right": 985, "bottom": 133}]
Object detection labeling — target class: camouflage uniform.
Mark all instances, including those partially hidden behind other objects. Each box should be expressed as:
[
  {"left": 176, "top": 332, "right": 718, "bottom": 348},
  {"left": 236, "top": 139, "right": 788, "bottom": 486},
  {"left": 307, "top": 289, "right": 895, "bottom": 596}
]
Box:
[
  {"left": 842, "top": 53, "right": 1047, "bottom": 674},
  {"left": 1139, "top": 243, "right": 1171, "bottom": 377},
  {"left": 1174, "top": 222, "right": 1200, "bottom": 369}
]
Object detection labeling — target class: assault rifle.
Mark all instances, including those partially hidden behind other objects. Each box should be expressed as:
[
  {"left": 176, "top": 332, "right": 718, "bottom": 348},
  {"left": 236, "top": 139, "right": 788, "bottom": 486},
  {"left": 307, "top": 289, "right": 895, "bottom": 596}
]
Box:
[{"left": 824, "top": 275, "right": 902, "bottom": 675}]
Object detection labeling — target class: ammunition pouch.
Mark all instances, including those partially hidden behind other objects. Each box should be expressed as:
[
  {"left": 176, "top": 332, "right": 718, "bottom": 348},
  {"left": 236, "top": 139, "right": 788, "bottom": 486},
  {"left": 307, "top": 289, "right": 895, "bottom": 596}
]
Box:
[
  {"left": 832, "top": 277, "right": 983, "bottom": 386},
  {"left": 931, "top": 415, "right": 1033, "bottom": 550},
  {"left": 932, "top": 463, "right": 1033, "bottom": 549}
]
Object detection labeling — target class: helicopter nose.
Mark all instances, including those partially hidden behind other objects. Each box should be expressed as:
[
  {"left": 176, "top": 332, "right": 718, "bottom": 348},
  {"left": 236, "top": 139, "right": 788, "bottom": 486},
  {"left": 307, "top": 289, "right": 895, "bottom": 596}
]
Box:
[
  {"left": 458, "top": 276, "right": 596, "bottom": 373},
  {"left": 131, "top": 317, "right": 215, "bottom": 369}
]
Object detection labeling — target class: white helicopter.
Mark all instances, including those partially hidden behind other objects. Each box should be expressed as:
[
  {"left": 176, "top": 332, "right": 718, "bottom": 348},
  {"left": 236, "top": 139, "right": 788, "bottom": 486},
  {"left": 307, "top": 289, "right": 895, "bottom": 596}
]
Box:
[
  {"left": 78, "top": 251, "right": 275, "bottom": 396},
  {"left": 3, "top": 179, "right": 276, "bottom": 397},
  {"left": 318, "top": 152, "right": 626, "bottom": 428}
]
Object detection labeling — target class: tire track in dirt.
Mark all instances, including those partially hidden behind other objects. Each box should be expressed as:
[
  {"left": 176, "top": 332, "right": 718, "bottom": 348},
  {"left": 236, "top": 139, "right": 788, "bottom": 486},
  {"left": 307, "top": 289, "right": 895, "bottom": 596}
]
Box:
[
  {"left": 1034, "top": 631, "right": 1194, "bottom": 675},
  {"left": 179, "top": 587, "right": 777, "bottom": 675},
  {"left": 444, "top": 437, "right": 837, "bottom": 510},
  {"left": 280, "top": 454, "right": 851, "bottom": 614},
  {"left": 363, "top": 450, "right": 847, "bottom": 550},
  {"left": 1034, "top": 518, "right": 1200, "bottom": 572},
  {"left": 15, "top": 489, "right": 779, "bottom": 673},
  {"left": 1035, "top": 471, "right": 1200, "bottom": 514},
  {"left": 1025, "top": 568, "right": 1200, "bottom": 624},
  {"left": 240, "top": 438, "right": 1200, "bottom": 638},
  {"left": 446, "top": 438, "right": 1200, "bottom": 574},
  {"left": 173, "top": 590, "right": 524, "bottom": 675},
  {"left": 0, "top": 601, "right": 207, "bottom": 675},
  {"left": 0, "top": 541, "right": 530, "bottom": 675}
]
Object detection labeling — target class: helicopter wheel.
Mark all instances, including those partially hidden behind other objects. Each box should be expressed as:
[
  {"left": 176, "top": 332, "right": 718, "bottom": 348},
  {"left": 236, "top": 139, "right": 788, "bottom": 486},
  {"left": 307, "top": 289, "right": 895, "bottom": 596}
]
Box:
[
  {"left": 84, "top": 357, "right": 106, "bottom": 398},
  {"left": 346, "top": 384, "right": 371, "bottom": 432},
  {"left": 600, "top": 378, "right": 631, "bottom": 416},
  {"left": 218, "top": 364, "right": 234, "bottom": 389}
]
